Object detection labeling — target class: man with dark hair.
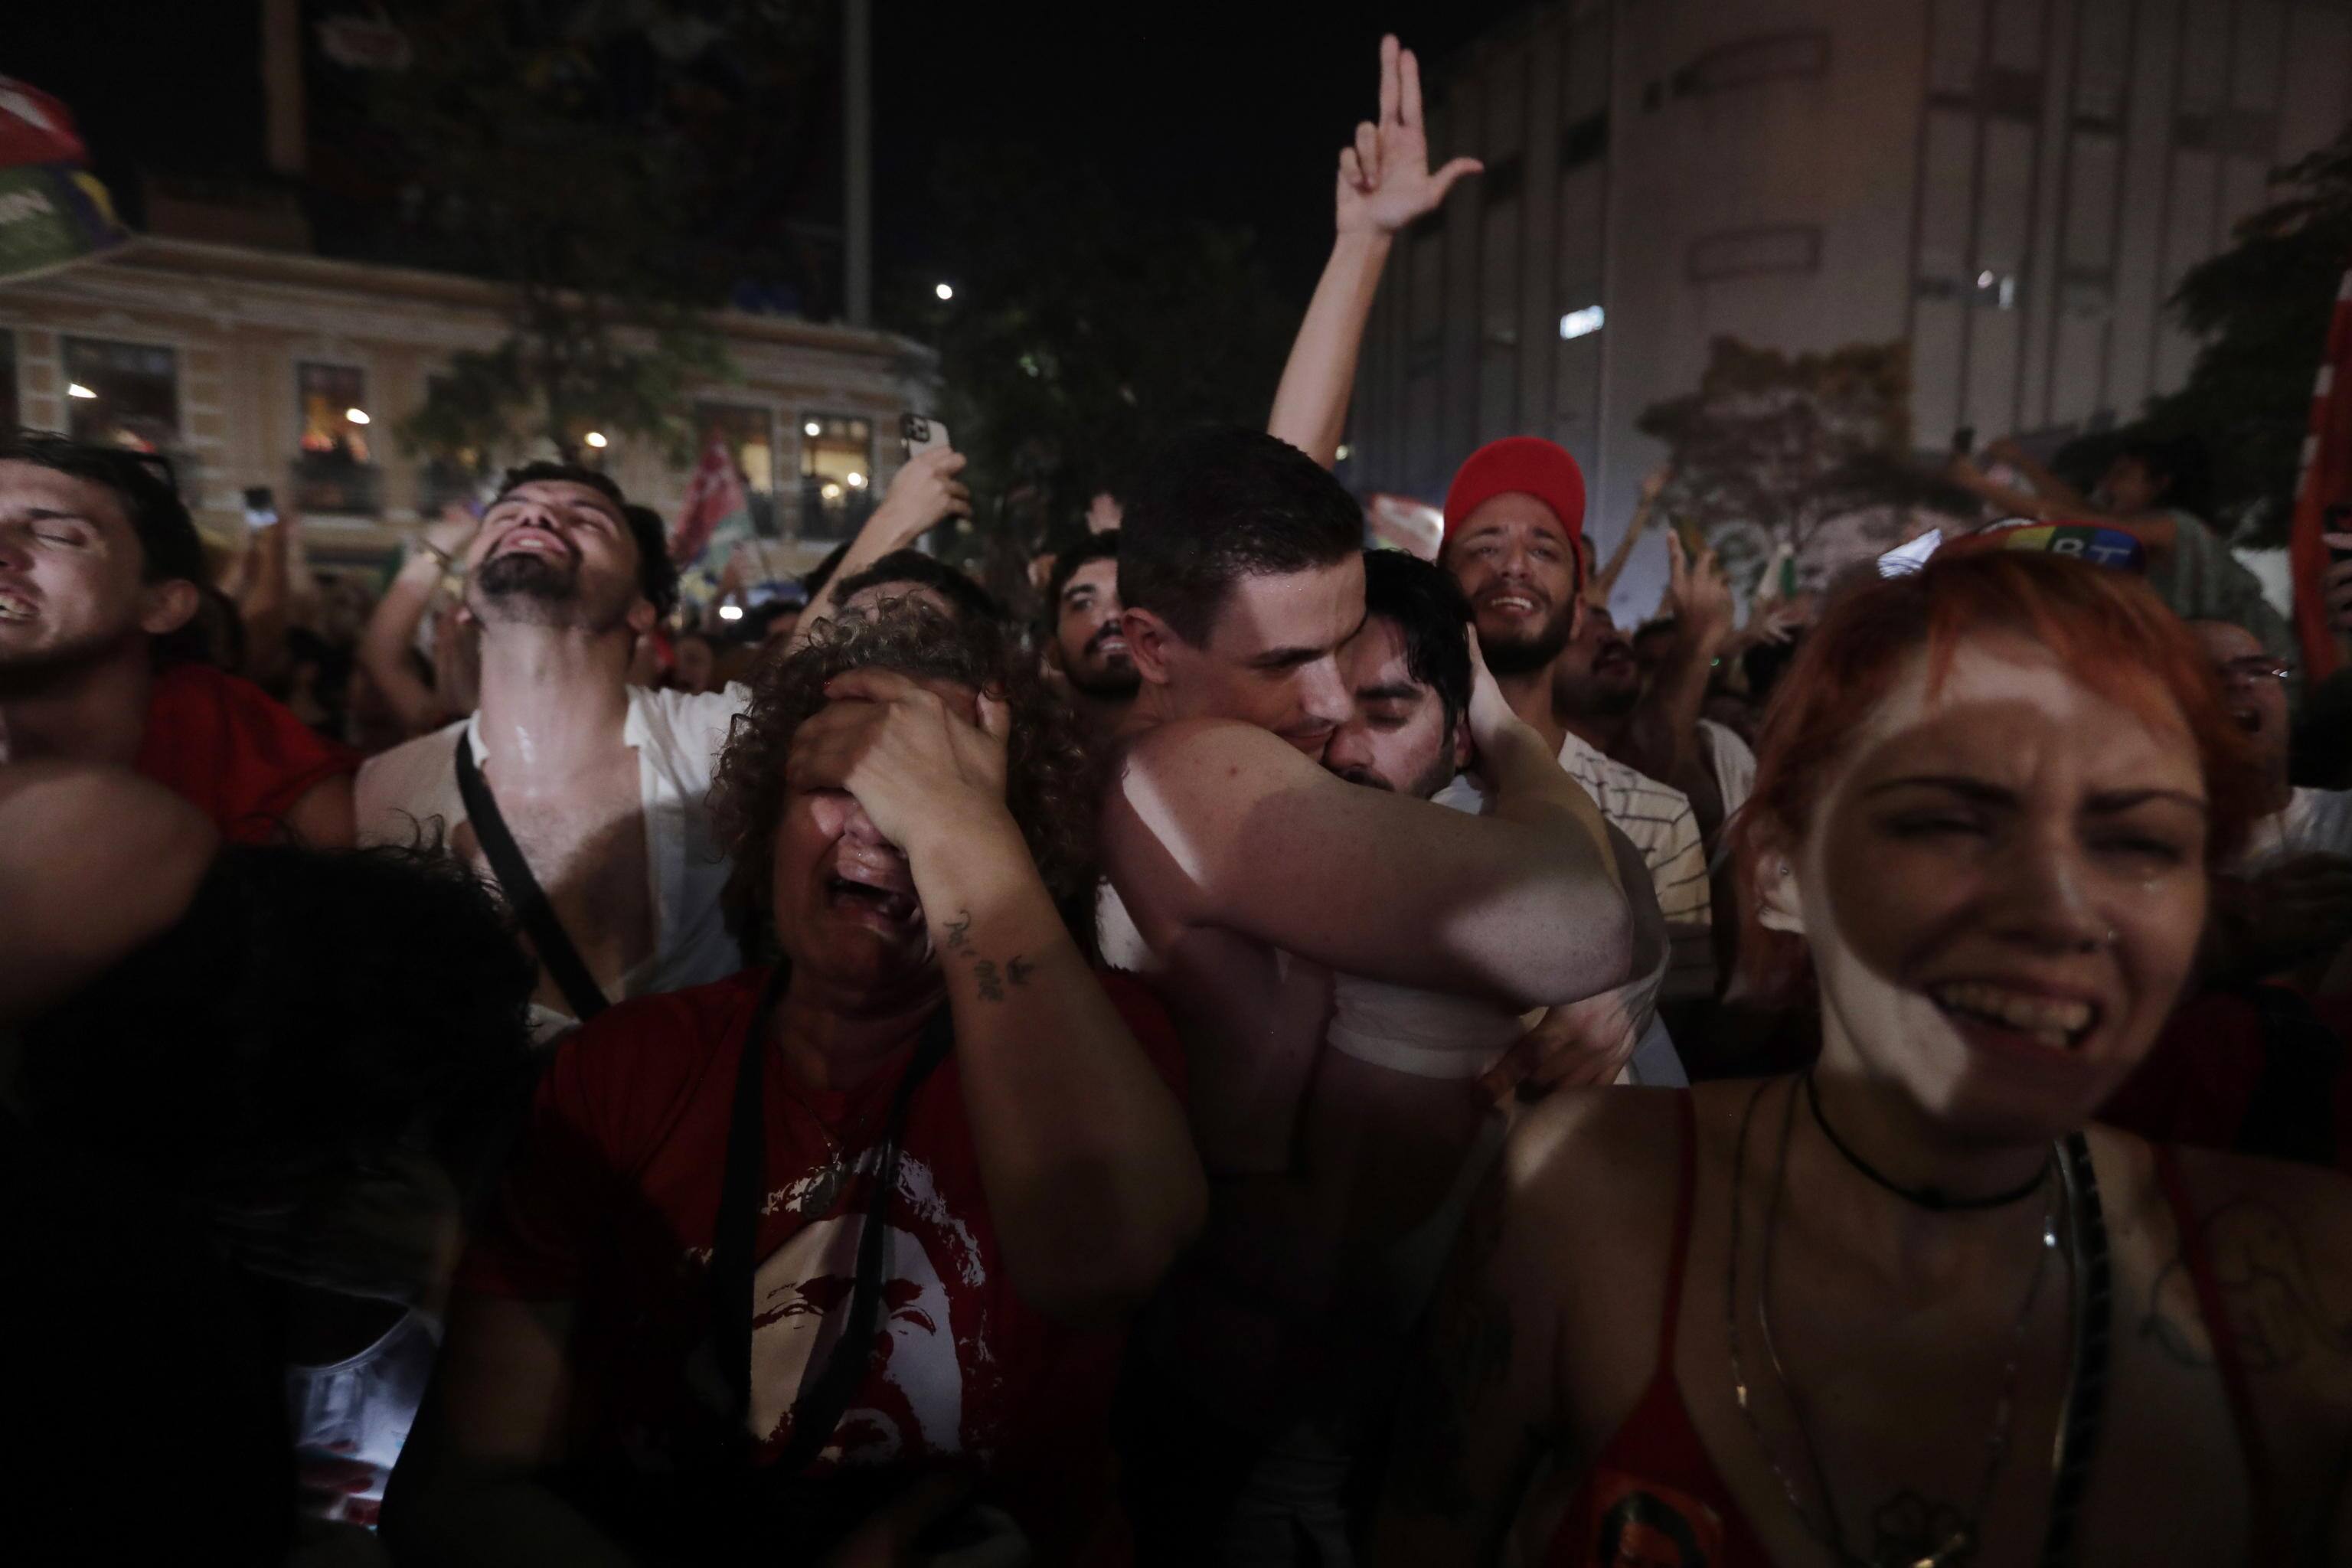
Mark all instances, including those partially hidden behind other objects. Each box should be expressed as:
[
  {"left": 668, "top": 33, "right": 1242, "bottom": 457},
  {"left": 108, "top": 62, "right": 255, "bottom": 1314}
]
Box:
[
  {"left": 358, "top": 462, "right": 746, "bottom": 1037},
  {"left": 832, "top": 547, "right": 1004, "bottom": 626},
  {"left": 0, "top": 433, "right": 356, "bottom": 844},
  {"left": 1103, "top": 427, "right": 1632, "bottom": 1563},
  {"left": 1043, "top": 530, "right": 1138, "bottom": 736}
]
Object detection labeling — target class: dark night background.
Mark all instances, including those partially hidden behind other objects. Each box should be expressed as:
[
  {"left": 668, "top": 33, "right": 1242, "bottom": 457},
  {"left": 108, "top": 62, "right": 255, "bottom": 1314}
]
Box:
[{"left": 3, "top": 0, "right": 1522, "bottom": 316}]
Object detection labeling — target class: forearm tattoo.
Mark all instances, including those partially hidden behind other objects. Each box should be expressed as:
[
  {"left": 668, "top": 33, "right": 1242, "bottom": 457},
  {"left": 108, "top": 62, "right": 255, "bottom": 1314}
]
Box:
[
  {"left": 1387, "top": 1168, "right": 1517, "bottom": 1523},
  {"left": 940, "top": 908, "right": 1031, "bottom": 1006},
  {"left": 2141, "top": 1197, "right": 2352, "bottom": 1374}
]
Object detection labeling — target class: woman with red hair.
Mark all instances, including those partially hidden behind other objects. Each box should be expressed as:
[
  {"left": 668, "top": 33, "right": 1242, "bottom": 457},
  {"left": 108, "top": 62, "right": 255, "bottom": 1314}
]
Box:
[{"left": 1375, "top": 551, "right": 2352, "bottom": 1566}]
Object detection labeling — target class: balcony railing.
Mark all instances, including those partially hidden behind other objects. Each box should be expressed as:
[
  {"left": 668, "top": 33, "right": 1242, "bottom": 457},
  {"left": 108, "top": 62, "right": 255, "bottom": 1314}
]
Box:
[{"left": 291, "top": 452, "right": 383, "bottom": 516}]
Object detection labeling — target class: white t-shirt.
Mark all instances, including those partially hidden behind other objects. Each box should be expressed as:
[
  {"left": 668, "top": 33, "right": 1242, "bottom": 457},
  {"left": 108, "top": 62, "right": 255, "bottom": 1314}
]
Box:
[
  {"left": 2242, "top": 786, "right": 2352, "bottom": 870},
  {"left": 1439, "top": 733, "right": 1715, "bottom": 1002},
  {"left": 356, "top": 684, "right": 751, "bottom": 1036}
]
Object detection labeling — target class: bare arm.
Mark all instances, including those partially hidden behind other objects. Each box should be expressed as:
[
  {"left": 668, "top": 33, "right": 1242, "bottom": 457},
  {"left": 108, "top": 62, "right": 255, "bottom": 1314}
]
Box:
[
  {"left": 788, "top": 448, "right": 972, "bottom": 652},
  {"left": 240, "top": 513, "right": 296, "bottom": 686},
  {"left": 360, "top": 518, "right": 475, "bottom": 736},
  {"left": 1372, "top": 1155, "right": 1561, "bottom": 1563},
  {"left": 282, "top": 772, "right": 357, "bottom": 849},
  {"left": 792, "top": 670, "right": 1207, "bottom": 1325},
  {"left": 1267, "top": 34, "right": 1479, "bottom": 468},
  {"left": 1107, "top": 715, "right": 1630, "bottom": 1011},
  {"left": 381, "top": 1293, "right": 635, "bottom": 1566},
  {"left": 1587, "top": 466, "right": 1670, "bottom": 607},
  {"left": 0, "top": 763, "right": 217, "bottom": 1031},
  {"left": 1614, "top": 533, "right": 1733, "bottom": 825}
]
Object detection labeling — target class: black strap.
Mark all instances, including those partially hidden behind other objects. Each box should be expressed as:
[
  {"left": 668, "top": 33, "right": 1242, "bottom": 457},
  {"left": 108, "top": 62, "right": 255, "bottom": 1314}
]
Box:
[
  {"left": 708, "top": 970, "right": 952, "bottom": 1474},
  {"left": 454, "top": 732, "right": 610, "bottom": 1021}
]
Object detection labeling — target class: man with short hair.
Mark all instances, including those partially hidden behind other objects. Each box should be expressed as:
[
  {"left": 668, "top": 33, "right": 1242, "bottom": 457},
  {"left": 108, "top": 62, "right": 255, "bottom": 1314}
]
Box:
[
  {"left": 1102, "top": 428, "right": 1632, "bottom": 1563},
  {"left": 0, "top": 433, "right": 355, "bottom": 844},
  {"left": 1041, "top": 531, "right": 1138, "bottom": 737},
  {"left": 357, "top": 462, "right": 743, "bottom": 1034}
]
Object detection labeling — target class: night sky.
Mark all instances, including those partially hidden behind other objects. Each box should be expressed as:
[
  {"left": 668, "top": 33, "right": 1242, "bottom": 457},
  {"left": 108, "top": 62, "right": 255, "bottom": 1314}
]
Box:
[
  {"left": 876, "top": 0, "right": 1525, "bottom": 308},
  {"left": 6, "top": 0, "right": 1525, "bottom": 317}
]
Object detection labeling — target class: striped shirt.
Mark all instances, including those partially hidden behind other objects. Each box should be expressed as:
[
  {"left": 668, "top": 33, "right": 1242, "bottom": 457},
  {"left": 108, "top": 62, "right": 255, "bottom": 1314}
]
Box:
[{"left": 1439, "top": 733, "right": 1716, "bottom": 1001}]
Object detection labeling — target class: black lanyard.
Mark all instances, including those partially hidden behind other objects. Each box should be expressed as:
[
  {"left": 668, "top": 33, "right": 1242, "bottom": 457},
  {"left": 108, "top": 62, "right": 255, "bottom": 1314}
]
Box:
[
  {"left": 453, "top": 731, "right": 611, "bottom": 1021},
  {"left": 707, "top": 969, "right": 953, "bottom": 1473}
]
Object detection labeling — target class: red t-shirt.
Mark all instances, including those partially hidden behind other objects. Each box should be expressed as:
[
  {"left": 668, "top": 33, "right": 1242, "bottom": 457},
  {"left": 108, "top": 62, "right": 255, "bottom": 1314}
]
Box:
[
  {"left": 133, "top": 662, "right": 357, "bottom": 844},
  {"left": 459, "top": 965, "right": 1185, "bottom": 1561}
]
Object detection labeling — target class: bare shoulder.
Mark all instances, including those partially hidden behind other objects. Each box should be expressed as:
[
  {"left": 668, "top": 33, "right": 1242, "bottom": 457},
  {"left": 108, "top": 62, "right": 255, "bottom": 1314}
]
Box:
[
  {"left": 1503, "top": 1085, "right": 1690, "bottom": 1243},
  {"left": 354, "top": 717, "right": 466, "bottom": 843},
  {"left": 2157, "top": 1142, "right": 2352, "bottom": 1377},
  {"left": 1113, "top": 716, "right": 1307, "bottom": 792}
]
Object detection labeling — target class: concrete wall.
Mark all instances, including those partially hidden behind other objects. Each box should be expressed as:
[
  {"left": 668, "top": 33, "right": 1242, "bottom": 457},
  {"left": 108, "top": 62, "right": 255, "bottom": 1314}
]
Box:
[{"left": 1354, "top": 0, "right": 2352, "bottom": 619}]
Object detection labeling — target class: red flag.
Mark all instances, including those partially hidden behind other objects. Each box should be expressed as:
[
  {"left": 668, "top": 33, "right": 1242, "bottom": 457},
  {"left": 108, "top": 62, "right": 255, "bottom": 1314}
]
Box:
[
  {"left": 670, "top": 436, "right": 748, "bottom": 567},
  {"left": 2290, "top": 266, "right": 2352, "bottom": 681}
]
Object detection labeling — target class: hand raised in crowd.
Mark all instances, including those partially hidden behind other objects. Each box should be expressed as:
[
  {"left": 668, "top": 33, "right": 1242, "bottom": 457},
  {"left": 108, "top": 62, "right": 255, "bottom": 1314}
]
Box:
[
  {"left": 1335, "top": 35, "right": 1483, "bottom": 237},
  {"left": 870, "top": 447, "right": 973, "bottom": 548},
  {"left": 1481, "top": 986, "right": 1641, "bottom": 1101},
  {"left": 1661, "top": 530, "right": 1734, "bottom": 654},
  {"left": 420, "top": 508, "right": 479, "bottom": 570},
  {"left": 1638, "top": 463, "right": 1672, "bottom": 505},
  {"left": 1462, "top": 626, "right": 1529, "bottom": 763},
  {"left": 2324, "top": 531, "right": 2352, "bottom": 632},
  {"left": 786, "top": 666, "right": 1014, "bottom": 858}
]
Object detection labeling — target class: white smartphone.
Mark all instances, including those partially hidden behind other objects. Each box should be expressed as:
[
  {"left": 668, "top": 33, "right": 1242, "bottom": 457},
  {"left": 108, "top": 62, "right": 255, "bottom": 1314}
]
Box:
[
  {"left": 900, "top": 413, "right": 951, "bottom": 460},
  {"left": 243, "top": 485, "right": 279, "bottom": 531}
]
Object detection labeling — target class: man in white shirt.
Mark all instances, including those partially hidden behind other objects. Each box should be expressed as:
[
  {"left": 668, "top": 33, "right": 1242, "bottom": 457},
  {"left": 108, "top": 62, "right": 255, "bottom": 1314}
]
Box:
[
  {"left": 358, "top": 464, "right": 745, "bottom": 1034},
  {"left": 2191, "top": 619, "right": 2352, "bottom": 981}
]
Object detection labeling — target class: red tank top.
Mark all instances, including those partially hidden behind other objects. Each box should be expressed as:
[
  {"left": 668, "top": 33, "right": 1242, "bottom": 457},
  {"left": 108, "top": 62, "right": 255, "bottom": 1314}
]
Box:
[{"left": 1544, "top": 1094, "right": 2275, "bottom": 1566}]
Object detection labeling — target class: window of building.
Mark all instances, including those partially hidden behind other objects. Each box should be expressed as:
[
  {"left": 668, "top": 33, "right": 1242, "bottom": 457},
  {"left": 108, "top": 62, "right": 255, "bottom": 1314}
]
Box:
[
  {"left": 416, "top": 374, "right": 495, "bottom": 518},
  {"left": 61, "top": 336, "right": 178, "bottom": 452},
  {"left": 799, "top": 413, "right": 874, "bottom": 540},
  {"left": 0, "top": 330, "right": 15, "bottom": 434},
  {"left": 292, "top": 361, "right": 379, "bottom": 514},
  {"left": 696, "top": 401, "right": 780, "bottom": 537}
]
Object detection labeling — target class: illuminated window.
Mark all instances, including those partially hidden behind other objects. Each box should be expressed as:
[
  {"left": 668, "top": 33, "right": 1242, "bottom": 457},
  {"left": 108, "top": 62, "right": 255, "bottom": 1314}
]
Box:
[
  {"left": 798, "top": 413, "right": 873, "bottom": 540},
  {"left": 292, "top": 362, "right": 378, "bottom": 514},
  {"left": 61, "top": 337, "right": 178, "bottom": 452}
]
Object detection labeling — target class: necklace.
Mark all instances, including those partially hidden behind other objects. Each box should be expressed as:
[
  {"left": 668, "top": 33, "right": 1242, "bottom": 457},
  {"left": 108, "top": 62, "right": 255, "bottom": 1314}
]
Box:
[
  {"left": 1805, "top": 1071, "right": 2051, "bottom": 1211},
  {"left": 1728, "top": 1079, "right": 2066, "bottom": 1568}
]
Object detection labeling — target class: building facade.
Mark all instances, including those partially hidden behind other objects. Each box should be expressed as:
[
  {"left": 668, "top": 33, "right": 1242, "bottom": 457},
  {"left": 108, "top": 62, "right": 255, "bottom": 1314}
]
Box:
[
  {"left": 1347, "top": 0, "right": 2352, "bottom": 583},
  {"left": 0, "top": 237, "right": 933, "bottom": 585}
]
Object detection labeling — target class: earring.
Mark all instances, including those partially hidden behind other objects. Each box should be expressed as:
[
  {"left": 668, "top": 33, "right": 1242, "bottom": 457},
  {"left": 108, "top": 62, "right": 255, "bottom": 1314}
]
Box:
[{"left": 1779, "top": 862, "right": 1792, "bottom": 879}]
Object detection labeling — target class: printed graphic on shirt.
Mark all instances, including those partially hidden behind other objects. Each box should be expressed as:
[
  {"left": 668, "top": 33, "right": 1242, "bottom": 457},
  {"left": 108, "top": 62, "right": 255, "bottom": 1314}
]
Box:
[
  {"left": 678, "top": 1146, "right": 993, "bottom": 1470},
  {"left": 1585, "top": 1468, "right": 1723, "bottom": 1568}
]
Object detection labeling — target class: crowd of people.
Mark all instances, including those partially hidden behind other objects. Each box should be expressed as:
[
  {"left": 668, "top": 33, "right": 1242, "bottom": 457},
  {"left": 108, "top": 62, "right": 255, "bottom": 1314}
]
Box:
[{"left": 7, "top": 34, "right": 2352, "bottom": 1568}]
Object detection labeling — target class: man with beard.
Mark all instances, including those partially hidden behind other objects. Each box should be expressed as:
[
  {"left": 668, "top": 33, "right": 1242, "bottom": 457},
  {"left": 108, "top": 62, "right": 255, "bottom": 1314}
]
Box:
[
  {"left": 1042, "top": 532, "right": 1140, "bottom": 739},
  {"left": 357, "top": 463, "right": 743, "bottom": 1035},
  {"left": 1435, "top": 437, "right": 1716, "bottom": 1004},
  {"left": 0, "top": 433, "right": 355, "bottom": 844}
]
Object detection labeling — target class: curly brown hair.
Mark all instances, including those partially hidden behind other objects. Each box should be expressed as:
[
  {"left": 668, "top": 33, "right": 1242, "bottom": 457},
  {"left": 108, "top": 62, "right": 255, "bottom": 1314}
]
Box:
[{"left": 708, "top": 599, "right": 1103, "bottom": 949}]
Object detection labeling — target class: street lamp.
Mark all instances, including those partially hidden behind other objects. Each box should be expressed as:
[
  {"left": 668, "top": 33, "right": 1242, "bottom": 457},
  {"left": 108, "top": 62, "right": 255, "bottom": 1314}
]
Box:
[
  {"left": 345, "top": 407, "right": 371, "bottom": 425},
  {"left": 67, "top": 383, "right": 95, "bottom": 400},
  {"left": 717, "top": 603, "right": 744, "bottom": 622},
  {"left": 583, "top": 430, "right": 609, "bottom": 449},
  {"left": 935, "top": 282, "right": 955, "bottom": 302}
]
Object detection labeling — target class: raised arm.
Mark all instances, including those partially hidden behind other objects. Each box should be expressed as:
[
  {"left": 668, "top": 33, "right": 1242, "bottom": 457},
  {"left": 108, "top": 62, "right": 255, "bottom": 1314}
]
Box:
[
  {"left": 360, "top": 514, "right": 476, "bottom": 737},
  {"left": 1106, "top": 696, "right": 1630, "bottom": 1013},
  {"left": 1984, "top": 435, "right": 2092, "bottom": 512},
  {"left": 239, "top": 507, "right": 298, "bottom": 685},
  {"left": 789, "top": 669, "right": 1207, "bottom": 1324},
  {"left": 1615, "top": 531, "right": 1735, "bottom": 827},
  {"left": 788, "top": 448, "right": 972, "bottom": 652},
  {"left": 1588, "top": 464, "right": 1671, "bottom": 606},
  {"left": 1268, "top": 34, "right": 1480, "bottom": 468}
]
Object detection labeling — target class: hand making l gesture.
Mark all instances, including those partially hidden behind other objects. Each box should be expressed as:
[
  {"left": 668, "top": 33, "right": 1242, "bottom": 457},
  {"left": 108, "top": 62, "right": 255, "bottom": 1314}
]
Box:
[{"left": 1336, "top": 35, "right": 1483, "bottom": 237}]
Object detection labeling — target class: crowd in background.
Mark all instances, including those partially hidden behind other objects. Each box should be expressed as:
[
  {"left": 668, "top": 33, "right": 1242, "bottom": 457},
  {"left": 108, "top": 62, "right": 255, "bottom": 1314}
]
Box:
[{"left": 8, "top": 34, "right": 2352, "bottom": 1568}]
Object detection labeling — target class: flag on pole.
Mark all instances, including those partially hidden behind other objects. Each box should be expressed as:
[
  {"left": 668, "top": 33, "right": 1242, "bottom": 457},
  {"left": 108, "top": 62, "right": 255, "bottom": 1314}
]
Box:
[
  {"left": 0, "top": 78, "right": 129, "bottom": 284},
  {"left": 671, "top": 437, "right": 756, "bottom": 610},
  {"left": 2289, "top": 266, "right": 2352, "bottom": 683}
]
